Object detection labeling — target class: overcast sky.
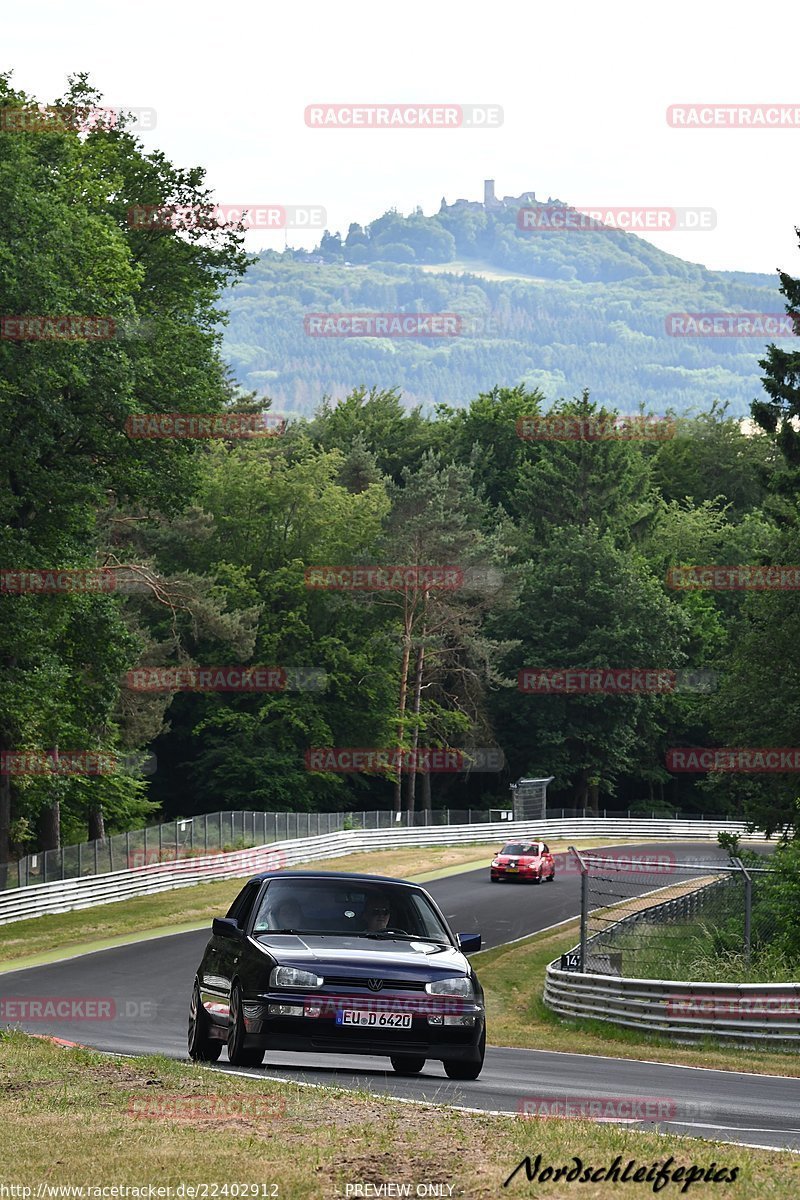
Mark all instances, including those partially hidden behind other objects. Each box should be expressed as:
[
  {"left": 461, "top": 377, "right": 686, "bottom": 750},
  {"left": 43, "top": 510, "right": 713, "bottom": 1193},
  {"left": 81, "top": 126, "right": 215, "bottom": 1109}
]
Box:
[{"left": 5, "top": 1, "right": 800, "bottom": 274}]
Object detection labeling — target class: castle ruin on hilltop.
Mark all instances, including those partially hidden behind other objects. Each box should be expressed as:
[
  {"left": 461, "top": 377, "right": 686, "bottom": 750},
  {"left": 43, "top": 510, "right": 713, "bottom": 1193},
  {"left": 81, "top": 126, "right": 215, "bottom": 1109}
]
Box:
[{"left": 439, "top": 179, "right": 563, "bottom": 214}]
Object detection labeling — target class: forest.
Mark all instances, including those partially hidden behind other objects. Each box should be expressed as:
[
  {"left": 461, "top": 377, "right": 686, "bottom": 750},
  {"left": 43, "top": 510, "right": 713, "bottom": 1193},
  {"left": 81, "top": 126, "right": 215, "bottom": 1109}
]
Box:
[
  {"left": 222, "top": 209, "right": 779, "bottom": 414},
  {"left": 3, "top": 75, "right": 800, "bottom": 866}
]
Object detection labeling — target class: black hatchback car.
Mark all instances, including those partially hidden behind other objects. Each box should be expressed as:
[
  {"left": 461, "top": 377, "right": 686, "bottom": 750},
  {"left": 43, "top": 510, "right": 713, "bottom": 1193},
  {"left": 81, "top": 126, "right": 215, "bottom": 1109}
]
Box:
[{"left": 188, "top": 870, "right": 486, "bottom": 1079}]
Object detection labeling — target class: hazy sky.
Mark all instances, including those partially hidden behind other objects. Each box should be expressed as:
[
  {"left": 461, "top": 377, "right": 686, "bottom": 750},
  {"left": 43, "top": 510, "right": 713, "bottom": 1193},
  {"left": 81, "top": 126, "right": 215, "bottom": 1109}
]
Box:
[{"left": 5, "top": 0, "right": 800, "bottom": 274}]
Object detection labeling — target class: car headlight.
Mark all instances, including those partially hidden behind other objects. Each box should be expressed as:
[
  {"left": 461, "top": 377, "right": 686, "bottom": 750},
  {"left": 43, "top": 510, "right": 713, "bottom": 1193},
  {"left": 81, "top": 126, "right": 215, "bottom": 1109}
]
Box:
[
  {"left": 270, "top": 966, "right": 323, "bottom": 989},
  {"left": 425, "top": 976, "right": 474, "bottom": 998},
  {"left": 491, "top": 859, "right": 501, "bottom": 867}
]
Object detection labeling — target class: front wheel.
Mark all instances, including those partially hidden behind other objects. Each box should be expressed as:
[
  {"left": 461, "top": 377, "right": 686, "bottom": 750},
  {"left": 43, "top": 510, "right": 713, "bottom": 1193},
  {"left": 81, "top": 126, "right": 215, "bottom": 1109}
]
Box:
[
  {"left": 546, "top": 872, "right": 556, "bottom": 882},
  {"left": 443, "top": 1029, "right": 485, "bottom": 1081},
  {"left": 227, "top": 982, "right": 264, "bottom": 1068},
  {"left": 188, "top": 980, "right": 222, "bottom": 1062},
  {"left": 390, "top": 1055, "right": 426, "bottom": 1075}
]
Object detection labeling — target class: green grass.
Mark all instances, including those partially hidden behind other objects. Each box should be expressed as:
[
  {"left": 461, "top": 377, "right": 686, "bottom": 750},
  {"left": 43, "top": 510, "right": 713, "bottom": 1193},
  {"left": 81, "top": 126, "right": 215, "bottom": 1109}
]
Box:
[
  {"left": 4, "top": 1032, "right": 799, "bottom": 1198},
  {"left": 608, "top": 919, "right": 800, "bottom": 984}
]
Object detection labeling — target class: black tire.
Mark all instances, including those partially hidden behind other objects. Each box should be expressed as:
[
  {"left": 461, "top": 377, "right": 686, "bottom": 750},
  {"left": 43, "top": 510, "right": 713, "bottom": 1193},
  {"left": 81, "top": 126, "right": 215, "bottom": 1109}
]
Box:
[
  {"left": 533, "top": 871, "right": 543, "bottom": 884},
  {"left": 443, "top": 1029, "right": 485, "bottom": 1081},
  {"left": 390, "top": 1055, "right": 426, "bottom": 1075},
  {"left": 490, "top": 875, "right": 500, "bottom": 882},
  {"left": 227, "top": 982, "right": 264, "bottom": 1068},
  {"left": 188, "top": 980, "right": 222, "bottom": 1062},
  {"left": 546, "top": 872, "right": 556, "bottom": 882}
]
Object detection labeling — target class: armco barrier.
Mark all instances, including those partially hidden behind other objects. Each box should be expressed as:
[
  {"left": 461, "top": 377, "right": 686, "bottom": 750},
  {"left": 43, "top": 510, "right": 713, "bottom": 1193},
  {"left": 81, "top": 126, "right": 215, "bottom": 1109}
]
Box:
[
  {"left": 0, "top": 818, "right": 766, "bottom": 926},
  {"left": 544, "top": 964, "right": 800, "bottom": 1046}
]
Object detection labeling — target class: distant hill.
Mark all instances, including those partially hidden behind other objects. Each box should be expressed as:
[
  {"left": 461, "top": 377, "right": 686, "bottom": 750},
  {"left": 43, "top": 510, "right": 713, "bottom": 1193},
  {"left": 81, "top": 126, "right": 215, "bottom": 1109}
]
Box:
[{"left": 221, "top": 183, "right": 783, "bottom": 416}]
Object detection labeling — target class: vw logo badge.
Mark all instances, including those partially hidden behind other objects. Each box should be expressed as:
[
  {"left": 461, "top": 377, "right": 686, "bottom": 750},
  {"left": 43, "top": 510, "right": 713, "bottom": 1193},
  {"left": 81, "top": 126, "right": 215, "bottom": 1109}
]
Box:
[{"left": 367, "top": 978, "right": 383, "bottom": 992}]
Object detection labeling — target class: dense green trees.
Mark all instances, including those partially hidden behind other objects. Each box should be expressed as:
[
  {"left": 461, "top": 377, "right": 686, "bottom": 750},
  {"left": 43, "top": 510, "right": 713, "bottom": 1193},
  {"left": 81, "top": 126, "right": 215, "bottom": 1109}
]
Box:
[
  {"left": 3, "top": 78, "right": 800, "bottom": 862},
  {"left": 0, "top": 74, "right": 248, "bottom": 869}
]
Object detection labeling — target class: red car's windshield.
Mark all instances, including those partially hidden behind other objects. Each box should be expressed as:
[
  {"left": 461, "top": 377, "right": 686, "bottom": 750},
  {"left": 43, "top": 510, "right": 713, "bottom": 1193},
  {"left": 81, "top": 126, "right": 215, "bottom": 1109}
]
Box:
[{"left": 499, "top": 843, "right": 540, "bottom": 856}]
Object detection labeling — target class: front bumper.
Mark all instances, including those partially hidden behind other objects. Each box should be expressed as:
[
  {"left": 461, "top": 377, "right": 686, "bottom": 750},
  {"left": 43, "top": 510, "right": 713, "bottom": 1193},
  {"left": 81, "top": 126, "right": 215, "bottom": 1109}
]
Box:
[
  {"left": 240, "top": 991, "right": 485, "bottom": 1061},
  {"left": 490, "top": 865, "right": 537, "bottom": 880}
]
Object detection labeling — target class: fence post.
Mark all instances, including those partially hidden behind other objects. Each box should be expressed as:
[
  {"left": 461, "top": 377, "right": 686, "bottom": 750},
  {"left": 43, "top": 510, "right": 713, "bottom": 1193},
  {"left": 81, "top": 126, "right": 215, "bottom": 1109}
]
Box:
[
  {"left": 570, "top": 846, "right": 589, "bottom": 973},
  {"left": 733, "top": 858, "right": 752, "bottom": 965},
  {"left": 204, "top": 813, "right": 208, "bottom": 853}
]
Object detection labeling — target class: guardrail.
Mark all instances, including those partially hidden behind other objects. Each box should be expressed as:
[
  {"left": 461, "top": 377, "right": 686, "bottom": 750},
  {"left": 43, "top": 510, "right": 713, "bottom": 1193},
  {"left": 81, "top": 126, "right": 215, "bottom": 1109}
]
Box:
[
  {"left": 0, "top": 817, "right": 767, "bottom": 926},
  {"left": 6, "top": 806, "right": 744, "bottom": 890},
  {"left": 544, "top": 864, "right": 799, "bottom": 1047},
  {"left": 544, "top": 963, "right": 800, "bottom": 1046}
]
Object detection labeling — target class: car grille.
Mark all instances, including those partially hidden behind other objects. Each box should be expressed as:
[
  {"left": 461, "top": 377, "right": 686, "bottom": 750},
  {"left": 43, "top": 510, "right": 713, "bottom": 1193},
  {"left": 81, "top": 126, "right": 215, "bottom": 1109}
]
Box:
[{"left": 321, "top": 975, "right": 427, "bottom": 992}]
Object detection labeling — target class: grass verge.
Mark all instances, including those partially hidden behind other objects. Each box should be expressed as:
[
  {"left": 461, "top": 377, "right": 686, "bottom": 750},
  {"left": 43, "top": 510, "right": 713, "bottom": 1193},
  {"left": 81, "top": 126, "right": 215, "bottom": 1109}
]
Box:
[
  {"left": 476, "top": 920, "right": 800, "bottom": 1077},
  {"left": 4, "top": 1032, "right": 798, "bottom": 1199}
]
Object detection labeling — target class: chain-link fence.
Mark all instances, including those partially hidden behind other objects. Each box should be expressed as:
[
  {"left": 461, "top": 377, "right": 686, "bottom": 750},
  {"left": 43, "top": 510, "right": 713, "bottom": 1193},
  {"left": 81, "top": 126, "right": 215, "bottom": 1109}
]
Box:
[
  {"left": 4, "top": 804, "right": 742, "bottom": 892},
  {"left": 3, "top": 806, "right": 515, "bottom": 890},
  {"left": 569, "top": 848, "right": 777, "bottom": 981}
]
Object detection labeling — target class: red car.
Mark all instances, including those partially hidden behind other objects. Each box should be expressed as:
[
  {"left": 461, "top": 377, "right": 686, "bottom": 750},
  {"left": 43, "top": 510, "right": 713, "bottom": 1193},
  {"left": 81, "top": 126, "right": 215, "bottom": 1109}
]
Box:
[{"left": 490, "top": 840, "right": 556, "bottom": 884}]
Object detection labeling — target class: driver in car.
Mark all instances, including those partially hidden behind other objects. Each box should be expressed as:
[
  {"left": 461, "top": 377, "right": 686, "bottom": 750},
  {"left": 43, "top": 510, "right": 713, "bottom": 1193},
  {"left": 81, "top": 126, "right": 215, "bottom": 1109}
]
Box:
[{"left": 362, "top": 896, "right": 391, "bottom": 932}]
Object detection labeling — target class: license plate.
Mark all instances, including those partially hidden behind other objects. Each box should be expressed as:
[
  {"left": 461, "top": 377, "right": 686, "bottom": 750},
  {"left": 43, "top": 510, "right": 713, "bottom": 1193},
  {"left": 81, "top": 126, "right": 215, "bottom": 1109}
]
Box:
[
  {"left": 506, "top": 866, "right": 518, "bottom": 872},
  {"left": 336, "top": 1010, "right": 412, "bottom": 1029}
]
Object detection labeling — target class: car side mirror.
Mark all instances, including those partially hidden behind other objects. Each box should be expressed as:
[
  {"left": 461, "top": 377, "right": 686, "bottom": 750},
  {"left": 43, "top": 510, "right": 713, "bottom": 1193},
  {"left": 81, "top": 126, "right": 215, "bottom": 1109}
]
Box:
[
  {"left": 212, "top": 917, "right": 240, "bottom": 938},
  {"left": 457, "top": 932, "right": 482, "bottom": 954}
]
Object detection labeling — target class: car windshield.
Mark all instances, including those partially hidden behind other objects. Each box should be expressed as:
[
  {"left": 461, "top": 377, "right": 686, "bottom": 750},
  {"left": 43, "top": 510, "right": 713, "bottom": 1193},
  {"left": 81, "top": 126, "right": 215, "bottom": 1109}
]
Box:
[
  {"left": 252, "top": 878, "right": 453, "bottom": 943},
  {"left": 500, "top": 843, "right": 539, "bottom": 855}
]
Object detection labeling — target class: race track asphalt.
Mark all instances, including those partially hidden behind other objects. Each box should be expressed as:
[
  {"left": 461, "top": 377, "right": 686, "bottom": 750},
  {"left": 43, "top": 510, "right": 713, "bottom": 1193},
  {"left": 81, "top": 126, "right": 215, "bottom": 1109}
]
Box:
[{"left": 3, "top": 840, "right": 798, "bottom": 1151}]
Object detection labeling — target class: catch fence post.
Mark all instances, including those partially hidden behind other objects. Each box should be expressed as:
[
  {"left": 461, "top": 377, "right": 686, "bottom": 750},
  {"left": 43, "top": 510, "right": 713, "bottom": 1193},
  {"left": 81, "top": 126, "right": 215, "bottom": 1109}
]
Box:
[
  {"left": 733, "top": 858, "right": 752, "bottom": 965},
  {"left": 570, "top": 846, "right": 590, "bottom": 973}
]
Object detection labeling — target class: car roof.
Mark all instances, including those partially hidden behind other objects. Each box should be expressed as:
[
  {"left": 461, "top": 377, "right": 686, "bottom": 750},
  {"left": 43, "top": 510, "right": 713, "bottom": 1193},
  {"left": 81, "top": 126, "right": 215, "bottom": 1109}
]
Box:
[{"left": 245, "top": 870, "right": 422, "bottom": 887}]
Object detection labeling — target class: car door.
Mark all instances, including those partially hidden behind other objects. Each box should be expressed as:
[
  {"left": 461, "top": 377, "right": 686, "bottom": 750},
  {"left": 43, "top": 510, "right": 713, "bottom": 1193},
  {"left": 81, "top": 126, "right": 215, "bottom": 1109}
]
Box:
[{"left": 201, "top": 880, "right": 263, "bottom": 1021}]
